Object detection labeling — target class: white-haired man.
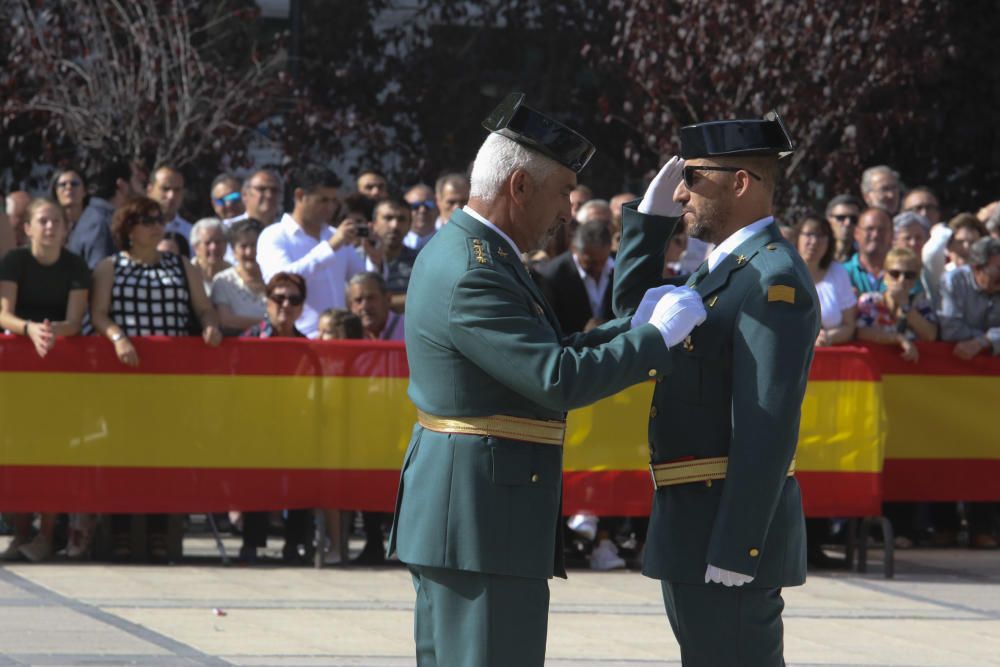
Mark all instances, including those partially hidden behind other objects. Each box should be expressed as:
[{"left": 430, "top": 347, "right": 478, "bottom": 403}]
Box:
[
  {"left": 387, "top": 93, "right": 707, "bottom": 667},
  {"left": 861, "top": 165, "right": 902, "bottom": 215}
]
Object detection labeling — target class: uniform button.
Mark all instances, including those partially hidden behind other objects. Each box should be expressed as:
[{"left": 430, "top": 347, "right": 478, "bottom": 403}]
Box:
[
  {"left": 648, "top": 369, "right": 657, "bottom": 378},
  {"left": 530, "top": 473, "right": 540, "bottom": 483},
  {"left": 649, "top": 406, "right": 658, "bottom": 418},
  {"left": 705, "top": 480, "right": 712, "bottom": 488},
  {"left": 749, "top": 548, "right": 760, "bottom": 557}
]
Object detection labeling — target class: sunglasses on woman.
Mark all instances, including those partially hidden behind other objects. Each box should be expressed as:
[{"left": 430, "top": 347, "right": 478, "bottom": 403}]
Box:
[
  {"left": 886, "top": 269, "right": 918, "bottom": 281},
  {"left": 269, "top": 293, "right": 304, "bottom": 306}
]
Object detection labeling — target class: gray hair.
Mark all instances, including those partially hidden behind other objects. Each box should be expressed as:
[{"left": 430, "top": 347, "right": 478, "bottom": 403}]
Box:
[
  {"left": 190, "top": 217, "right": 224, "bottom": 247},
  {"left": 576, "top": 199, "right": 612, "bottom": 224},
  {"left": 469, "top": 133, "right": 560, "bottom": 201},
  {"left": 347, "top": 270, "right": 388, "bottom": 294},
  {"left": 824, "top": 193, "right": 862, "bottom": 218},
  {"left": 893, "top": 211, "right": 930, "bottom": 233},
  {"left": 969, "top": 237, "right": 1000, "bottom": 267},
  {"left": 434, "top": 173, "right": 469, "bottom": 197},
  {"left": 861, "top": 165, "right": 900, "bottom": 193},
  {"left": 986, "top": 208, "right": 1000, "bottom": 236},
  {"left": 211, "top": 172, "right": 242, "bottom": 192},
  {"left": 572, "top": 219, "right": 612, "bottom": 250}
]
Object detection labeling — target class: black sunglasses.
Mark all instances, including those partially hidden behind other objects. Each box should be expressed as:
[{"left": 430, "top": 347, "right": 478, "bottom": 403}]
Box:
[
  {"left": 409, "top": 199, "right": 435, "bottom": 211},
  {"left": 269, "top": 293, "right": 304, "bottom": 306},
  {"left": 886, "top": 269, "right": 918, "bottom": 281},
  {"left": 832, "top": 214, "right": 859, "bottom": 225},
  {"left": 138, "top": 214, "right": 165, "bottom": 226},
  {"left": 683, "top": 165, "right": 762, "bottom": 189}
]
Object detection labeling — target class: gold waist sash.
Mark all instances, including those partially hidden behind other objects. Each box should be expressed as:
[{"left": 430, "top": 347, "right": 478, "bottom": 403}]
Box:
[{"left": 417, "top": 409, "right": 566, "bottom": 446}]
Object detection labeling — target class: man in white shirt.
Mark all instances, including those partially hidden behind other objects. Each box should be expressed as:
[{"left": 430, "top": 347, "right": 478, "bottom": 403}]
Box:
[
  {"left": 256, "top": 166, "right": 365, "bottom": 338},
  {"left": 148, "top": 165, "right": 191, "bottom": 240}
]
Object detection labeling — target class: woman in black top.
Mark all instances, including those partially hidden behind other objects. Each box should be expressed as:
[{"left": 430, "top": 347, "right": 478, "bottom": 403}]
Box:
[{"left": 0, "top": 198, "right": 90, "bottom": 562}]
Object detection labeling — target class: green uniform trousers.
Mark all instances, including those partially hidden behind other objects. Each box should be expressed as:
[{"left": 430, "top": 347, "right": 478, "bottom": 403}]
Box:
[
  {"left": 410, "top": 565, "right": 549, "bottom": 667},
  {"left": 662, "top": 581, "right": 785, "bottom": 667}
]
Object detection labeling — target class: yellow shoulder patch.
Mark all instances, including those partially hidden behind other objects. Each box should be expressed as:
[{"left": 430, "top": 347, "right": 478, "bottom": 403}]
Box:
[{"left": 767, "top": 285, "right": 796, "bottom": 304}]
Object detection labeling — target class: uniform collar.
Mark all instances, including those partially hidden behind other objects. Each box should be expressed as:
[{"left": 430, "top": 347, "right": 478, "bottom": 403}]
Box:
[
  {"left": 462, "top": 206, "right": 522, "bottom": 257},
  {"left": 706, "top": 215, "right": 774, "bottom": 273}
]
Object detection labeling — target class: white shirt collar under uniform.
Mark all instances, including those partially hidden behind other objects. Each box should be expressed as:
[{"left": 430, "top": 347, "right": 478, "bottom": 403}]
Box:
[
  {"left": 462, "top": 206, "right": 522, "bottom": 258},
  {"left": 706, "top": 215, "right": 774, "bottom": 273},
  {"left": 572, "top": 253, "right": 614, "bottom": 319}
]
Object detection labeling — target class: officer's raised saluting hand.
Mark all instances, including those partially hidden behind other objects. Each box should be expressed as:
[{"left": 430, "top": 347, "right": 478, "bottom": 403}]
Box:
[{"left": 638, "top": 155, "right": 685, "bottom": 217}]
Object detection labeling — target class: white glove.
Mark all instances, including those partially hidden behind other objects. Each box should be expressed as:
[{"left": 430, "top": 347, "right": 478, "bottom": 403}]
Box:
[
  {"left": 705, "top": 564, "right": 754, "bottom": 587},
  {"left": 638, "top": 156, "right": 685, "bottom": 217},
  {"left": 630, "top": 285, "right": 676, "bottom": 330},
  {"left": 647, "top": 287, "right": 707, "bottom": 348}
]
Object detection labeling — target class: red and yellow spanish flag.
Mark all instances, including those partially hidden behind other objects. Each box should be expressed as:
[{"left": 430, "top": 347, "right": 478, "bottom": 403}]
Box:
[{"left": 1, "top": 338, "right": 996, "bottom": 515}]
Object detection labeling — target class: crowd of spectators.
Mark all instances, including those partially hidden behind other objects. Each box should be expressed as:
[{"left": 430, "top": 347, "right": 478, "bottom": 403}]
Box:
[{"left": 1, "top": 157, "right": 998, "bottom": 567}]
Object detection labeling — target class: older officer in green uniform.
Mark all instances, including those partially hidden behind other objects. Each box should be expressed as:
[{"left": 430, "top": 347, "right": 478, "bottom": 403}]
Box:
[
  {"left": 388, "top": 93, "right": 707, "bottom": 666},
  {"left": 613, "top": 112, "right": 819, "bottom": 666}
]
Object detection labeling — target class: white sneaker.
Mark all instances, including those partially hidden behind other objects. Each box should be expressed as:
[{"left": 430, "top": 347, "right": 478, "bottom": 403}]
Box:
[
  {"left": 1, "top": 538, "right": 27, "bottom": 561},
  {"left": 568, "top": 513, "right": 598, "bottom": 541},
  {"left": 19, "top": 535, "right": 52, "bottom": 562},
  {"left": 66, "top": 529, "right": 92, "bottom": 559},
  {"left": 590, "top": 539, "right": 626, "bottom": 571}
]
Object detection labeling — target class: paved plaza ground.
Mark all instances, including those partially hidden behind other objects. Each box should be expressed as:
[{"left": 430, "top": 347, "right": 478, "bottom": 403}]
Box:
[{"left": 1, "top": 532, "right": 998, "bottom": 666}]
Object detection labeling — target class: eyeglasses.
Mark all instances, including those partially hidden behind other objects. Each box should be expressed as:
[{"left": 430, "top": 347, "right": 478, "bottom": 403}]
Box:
[
  {"left": 832, "top": 214, "right": 858, "bottom": 225},
  {"left": 138, "top": 215, "right": 165, "bottom": 226},
  {"left": 886, "top": 269, "right": 918, "bottom": 281},
  {"left": 56, "top": 179, "right": 82, "bottom": 189},
  {"left": 409, "top": 199, "right": 435, "bottom": 211},
  {"left": 269, "top": 293, "right": 304, "bottom": 306},
  {"left": 213, "top": 192, "right": 242, "bottom": 207},
  {"left": 683, "top": 165, "right": 762, "bottom": 189},
  {"left": 906, "top": 203, "right": 939, "bottom": 213}
]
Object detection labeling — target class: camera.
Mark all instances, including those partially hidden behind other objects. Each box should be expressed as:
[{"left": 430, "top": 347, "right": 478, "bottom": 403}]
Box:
[{"left": 356, "top": 224, "right": 370, "bottom": 239}]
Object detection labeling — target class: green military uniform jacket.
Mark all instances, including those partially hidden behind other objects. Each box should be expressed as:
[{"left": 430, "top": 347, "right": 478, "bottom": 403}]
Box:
[
  {"left": 389, "top": 208, "right": 671, "bottom": 580},
  {"left": 614, "top": 202, "right": 819, "bottom": 588}
]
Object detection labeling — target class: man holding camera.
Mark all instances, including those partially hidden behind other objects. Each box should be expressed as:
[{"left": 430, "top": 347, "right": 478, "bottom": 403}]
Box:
[{"left": 256, "top": 165, "right": 366, "bottom": 338}]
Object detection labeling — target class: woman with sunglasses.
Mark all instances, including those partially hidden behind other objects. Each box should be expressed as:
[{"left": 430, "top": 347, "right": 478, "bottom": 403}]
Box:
[
  {"left": 49, "top": 167, "right": 88, "bottom": 232},
  {"left": 856, "top": 246, "right": 938, "bottom": 362},
  {"left": 240, "top": 272, "right": 312, "bottom": 563},
  {"left": 796, "top": 216, "right": 857, "bottom": 346},
  {"left": 89, "top": 196, "right": 222, "bottom": 561}
]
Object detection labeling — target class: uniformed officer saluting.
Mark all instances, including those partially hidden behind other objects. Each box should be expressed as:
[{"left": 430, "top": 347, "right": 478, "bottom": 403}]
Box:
[
  {"left": 614, "top": 113, "right": 820, "bottom": 666},
  {"left": 388, "top": 93, "right": 707, "bottom": 666}
]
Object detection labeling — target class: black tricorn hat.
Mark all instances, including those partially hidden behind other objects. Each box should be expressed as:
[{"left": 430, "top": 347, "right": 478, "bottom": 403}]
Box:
[
  {"left": 482, "top": 92, "right": 596, "bottom": 173},
  {"left": 680, "top": 110, "right": 794, "bottom": 160}
]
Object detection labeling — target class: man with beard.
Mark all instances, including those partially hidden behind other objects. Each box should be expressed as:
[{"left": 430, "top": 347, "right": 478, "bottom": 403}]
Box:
[
  {"left": 388, "top": 93, "right": 706, "bottom": 666},
  {"left": 366, "top": 197, "right": 418, "bottom": 310},
  {"left": 613, "top": 112, "right": 818, "bottom": 667}
]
